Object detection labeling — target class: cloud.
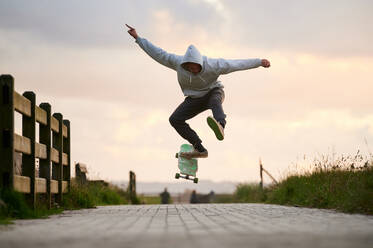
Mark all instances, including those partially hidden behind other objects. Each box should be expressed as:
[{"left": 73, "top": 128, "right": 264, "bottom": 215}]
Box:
[
  {"left": 224, "top": 0, "right": 373, "bottom": 57},
  {"left": 1, "top": 0, "right": 372, "bottom": 56},
  {"left": 0, "top": 1, "right": 120, "bottom": 47},
  {"left": 0, "top": 0, "right": 225, "bottom": 48}
]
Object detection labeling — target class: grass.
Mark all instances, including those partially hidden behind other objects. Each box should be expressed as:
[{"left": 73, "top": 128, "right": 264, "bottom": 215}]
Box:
[
  {"left": 0, "top": 189, "right": 64, "bottom": 224},
  {"left": 233, "top": 151, "right": 373, "bottom": 215},
  {"left": 267, "top": 167, "right": 373, "bottom": 214},
  {"left": 0, "top": 179, "right": 129, "bottom": 224},
  {"left": 234, "top": 183, "right": 268, "bottom": 203},
  {"left": 138, "top": 195, "right": 162, "bottom": 204},
  {"left": 63, "top": 180, "right": 128, "bottom": 209},
  {"left": 211, "top": 194, "right": 236, "bottom": 203}
]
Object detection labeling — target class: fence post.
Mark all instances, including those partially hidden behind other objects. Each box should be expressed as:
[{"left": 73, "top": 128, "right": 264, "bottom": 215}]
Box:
[
  {"left": 22, "top": 91, "right": 36, "bottom": 208},
  {"left": 0, "top": 75, "right": 14, "bottom": 189},
  {"left": 63, "top": 120, "right": 71, "bottom": 192},
  {"left": 129, "top": 171, "right": 136, "bottom": 203},
  {"left": 39, "top": 103, "right": 52, "bottom": 208},
  {"left": 75, "top": 163, "right": 79, "bottom": 184},
  {"left": 76, "top": 163, "right": 88, "bottom": 185},
  {"left": 259, "top": 158, "right": 263, "bottom": 189},
  {"left": 53, "top": 113, "right": 63, "bottom": 204}
]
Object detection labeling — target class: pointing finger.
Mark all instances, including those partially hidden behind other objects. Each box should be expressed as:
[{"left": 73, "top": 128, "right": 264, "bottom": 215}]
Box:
[{"left": 125, "top": 24, "right": 134, "bottom": 30}]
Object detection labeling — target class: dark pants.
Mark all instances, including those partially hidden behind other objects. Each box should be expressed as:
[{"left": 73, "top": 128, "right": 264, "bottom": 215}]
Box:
[{"left": 169, "top": 88, "right": 226, "bottom": 145}]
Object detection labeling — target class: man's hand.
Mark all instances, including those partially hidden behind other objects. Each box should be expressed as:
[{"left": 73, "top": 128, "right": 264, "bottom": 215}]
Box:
[
  {"left": 125, "top": 24, "right": 138, "bottom": 39},
  {"left": 261, "top": 59, "right": 270, "bottom": 68}
]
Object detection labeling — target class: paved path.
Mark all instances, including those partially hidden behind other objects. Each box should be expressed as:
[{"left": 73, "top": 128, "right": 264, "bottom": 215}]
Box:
[{"left": 1, "top": 204, "right": 373, "bottom": 248}]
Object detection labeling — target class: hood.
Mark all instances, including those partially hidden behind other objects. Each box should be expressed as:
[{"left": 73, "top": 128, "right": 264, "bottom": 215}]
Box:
[{"left": 181, "top": 45, "right": 203, "bottom": 68}]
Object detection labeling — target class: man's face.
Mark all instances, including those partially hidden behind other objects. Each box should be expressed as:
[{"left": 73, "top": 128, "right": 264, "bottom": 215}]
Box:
[{"left": 183, "top": 62, "right": 202, "bottom": 75}]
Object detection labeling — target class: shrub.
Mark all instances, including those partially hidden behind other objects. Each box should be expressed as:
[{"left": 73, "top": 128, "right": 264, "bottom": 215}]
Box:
[{"left": 235, "top": 183, "right": 267, "bottom": 203}]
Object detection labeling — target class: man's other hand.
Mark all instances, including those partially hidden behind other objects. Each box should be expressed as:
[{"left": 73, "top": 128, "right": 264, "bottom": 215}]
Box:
[
  {"left": 261, "top": 59, "right": 270, "bottom": 68},
  {"left": 125, "top": 24, "right": 138, "bottom": 39}
]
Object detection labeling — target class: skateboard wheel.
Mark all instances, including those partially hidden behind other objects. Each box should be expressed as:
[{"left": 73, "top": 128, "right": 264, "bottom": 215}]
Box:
[
  {"left": 175, "top": 153, "right": 179, "bottom": 158},
  {"left": 193, "top": 178, "right": 198, "bottom": 184},
  {"left": 175, "top": 173, "right": 180, "bottom": 179}
]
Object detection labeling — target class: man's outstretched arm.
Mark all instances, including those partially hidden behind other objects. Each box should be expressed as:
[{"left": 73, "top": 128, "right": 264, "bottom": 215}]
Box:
[
  {"left": 210, "top": 57, "right": 271, "bottom": 75},
  {"left": 125, "top": 24, "right": 181, "bottom": 71}
]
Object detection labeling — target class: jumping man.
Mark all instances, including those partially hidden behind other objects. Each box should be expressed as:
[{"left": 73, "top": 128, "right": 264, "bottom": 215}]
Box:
[{"left": 125, "top": 24, "right": 270, "bottom": 158}]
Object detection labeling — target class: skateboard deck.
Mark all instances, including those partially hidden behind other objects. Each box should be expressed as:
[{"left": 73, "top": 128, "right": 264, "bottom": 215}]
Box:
[{"left": 175, "top": 144, "right": 198, "bottom": 183}]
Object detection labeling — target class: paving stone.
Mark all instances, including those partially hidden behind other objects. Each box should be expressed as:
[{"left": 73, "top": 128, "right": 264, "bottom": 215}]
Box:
[{"left": 1, "top": 204, "right": 373, "bottom": 248}]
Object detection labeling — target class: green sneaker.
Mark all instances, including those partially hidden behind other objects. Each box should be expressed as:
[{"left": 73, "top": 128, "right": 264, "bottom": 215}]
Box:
[{"left": 207, "top": 116, "right": 224, "bottom": 141}]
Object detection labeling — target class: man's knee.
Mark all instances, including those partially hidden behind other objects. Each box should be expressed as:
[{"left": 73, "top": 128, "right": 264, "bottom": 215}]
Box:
[
  {"left": 169, "top": 115, "right": 176, "bottom": 126},
  {"left": 169, "top": 115, "right": 182, "bottom": 127}
]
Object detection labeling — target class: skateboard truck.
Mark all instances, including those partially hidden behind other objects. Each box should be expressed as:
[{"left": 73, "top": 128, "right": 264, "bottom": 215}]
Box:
[{"left": 175, "top": 172, "right": 198, "bottom": 183}]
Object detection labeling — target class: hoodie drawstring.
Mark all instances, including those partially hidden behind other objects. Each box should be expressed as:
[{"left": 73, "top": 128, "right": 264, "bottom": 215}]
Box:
[
  {"left": 198, "top": 75, "right": 207, "bottom": 84},
  {"left": 189, "top": 75, "right": 206, "bottom": 85}
]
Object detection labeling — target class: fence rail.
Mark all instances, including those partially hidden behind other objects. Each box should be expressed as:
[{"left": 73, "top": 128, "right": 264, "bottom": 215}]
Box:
[{"left": 0, "top": 75, "right": 71, "bottom": 208}]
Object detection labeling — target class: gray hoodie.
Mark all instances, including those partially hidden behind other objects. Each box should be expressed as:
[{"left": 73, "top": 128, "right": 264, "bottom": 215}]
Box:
[{"left": 136, "top": 37, "right": 262, "bottom": 98}]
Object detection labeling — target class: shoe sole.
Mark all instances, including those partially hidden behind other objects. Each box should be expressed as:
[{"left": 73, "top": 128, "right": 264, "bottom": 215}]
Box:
[
  {"left": 207, "top": 116, "right": 224, "bottom": 141},
  {"left": 180, "top": 152, "right": 208, "bottom": 159}
]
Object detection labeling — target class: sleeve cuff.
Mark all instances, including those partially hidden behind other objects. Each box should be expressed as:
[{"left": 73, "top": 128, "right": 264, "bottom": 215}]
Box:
[{"left": 255, "top": 58, "right": 262, "bottom": 67}]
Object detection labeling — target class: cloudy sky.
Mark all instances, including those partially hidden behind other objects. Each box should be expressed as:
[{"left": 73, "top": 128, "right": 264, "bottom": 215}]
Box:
[{"left": 1, "top": 0, "right": 372, "bottom": 184}]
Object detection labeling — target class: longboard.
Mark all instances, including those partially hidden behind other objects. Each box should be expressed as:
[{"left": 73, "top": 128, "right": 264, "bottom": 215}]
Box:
[{"left": 175, "top": 144, "right": 198, "bottom": 183}]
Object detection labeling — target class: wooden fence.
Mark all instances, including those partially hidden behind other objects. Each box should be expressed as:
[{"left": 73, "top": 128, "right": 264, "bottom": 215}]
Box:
[
  {"left": 75, "top": 163, "right": 88, "bottom": 185},
  {"left": 74, "top": 163, "right": 109, "bottom": 187},
  {"left": 0, "top": 75, "right": 71, "bottom": 208},
  {"left": 259, "top": 158, "right": 278, "bottom": 188}
]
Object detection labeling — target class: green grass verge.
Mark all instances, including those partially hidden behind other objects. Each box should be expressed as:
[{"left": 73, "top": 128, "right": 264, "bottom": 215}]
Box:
[
  {"left": 211, "top": 194, "right": 236, "bottom": 203},
  {"left": 0, "top": 180, "right": 129, "bottom": 224},
  {"left": 0, "top": 189, "right": 64, "bottom": 224},
  {"left": 138, "top": 195, "right": 162, "bottom": 204},
  {"left": 234, "top": 167, "right": 373, "bottom": 215},
  {"left": 63, "top": 181, "right": 128, "bottom": 209},
  {"left": 137, "top": 194, "right": 176, "bottom": 204},
  {"left": 234, "top": 184, "right": 268, "bottom": 203},
  {"left": 267, "top": 167, "right": 373, "bottom": 214}
]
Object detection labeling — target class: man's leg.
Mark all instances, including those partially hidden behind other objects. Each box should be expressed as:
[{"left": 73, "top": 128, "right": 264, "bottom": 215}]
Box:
[
  {"left": 169, "top": 96, "right": 208, "bottom": 147},
  {"left": 207, "top": 88, "right": 226, "bottom": 140}
]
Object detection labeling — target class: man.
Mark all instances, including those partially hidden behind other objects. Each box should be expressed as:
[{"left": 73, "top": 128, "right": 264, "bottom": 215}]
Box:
[
  {"left": 125, "top": 24, "right": 270, "bottom": 158},
  {"left": 160, "top": 188, "right": 171, "bottom": 204}
]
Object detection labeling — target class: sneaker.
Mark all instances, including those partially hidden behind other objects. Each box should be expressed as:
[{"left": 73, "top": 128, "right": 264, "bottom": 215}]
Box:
[
  {"left": 180, "top": 149, "right": 208, "bottom": 159},
  {"left": 207, "top": 116, "right": 224, "bottom": 140},
  {"left": 180, "top": 143, "right": 208, "bottom": 159}
]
